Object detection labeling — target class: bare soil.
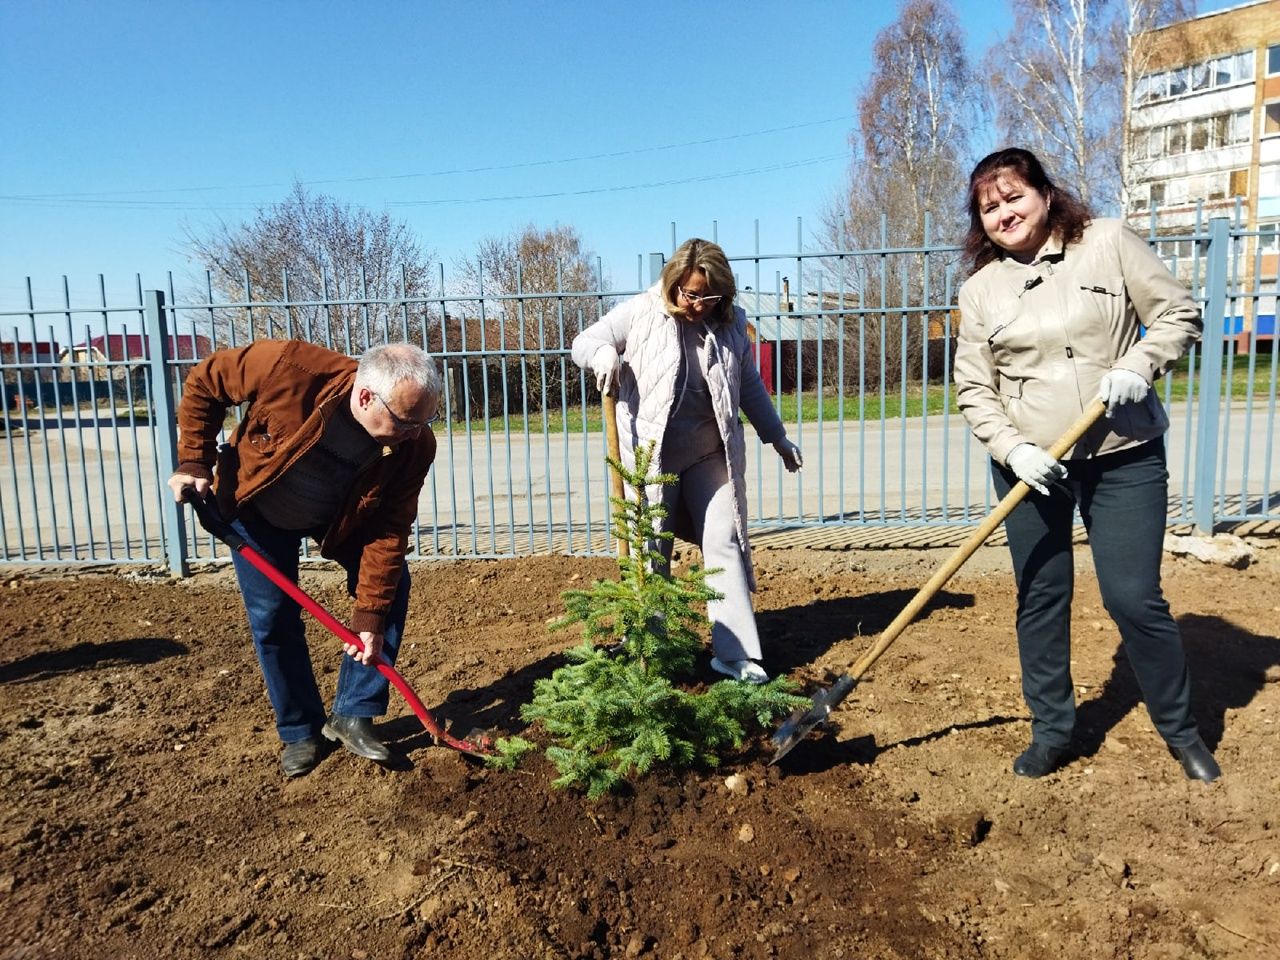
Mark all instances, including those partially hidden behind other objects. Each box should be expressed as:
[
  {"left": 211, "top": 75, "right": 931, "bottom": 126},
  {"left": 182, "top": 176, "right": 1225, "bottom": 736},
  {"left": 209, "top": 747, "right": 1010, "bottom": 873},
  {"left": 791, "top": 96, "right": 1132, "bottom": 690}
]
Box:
[{"left": 2, "top": 537, "right": 1278, "bottom": 960}]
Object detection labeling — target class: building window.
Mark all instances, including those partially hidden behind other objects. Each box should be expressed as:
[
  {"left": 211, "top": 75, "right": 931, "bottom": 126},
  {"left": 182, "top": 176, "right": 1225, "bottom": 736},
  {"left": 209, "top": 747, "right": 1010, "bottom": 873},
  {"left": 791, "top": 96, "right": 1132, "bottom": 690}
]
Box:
[
  {"left": 1263, "top": 165, "right": 1280, "bottom": 197},
  {"left": 1265, "top": 102, "right": 1280, "bottom": 139},
  {"left": 1212, "top": 113, "right": 1231, "bottom": 148},
  {"left": 1158, "top": 239, "right": 1193, "bottom": 260},
  {"left": 1232, "top": 109, "right": 1251, "bottom": 144},
  {"left": 1190, "top": 117, "right": 1210, "bottom": 151},
  {"left": 1138, "top": 172, "right": 1241, "bottom": 211},
  {"left": 1137, "top": 50, "right": 1255, "bottom": 106},
  {"left": 1268, "top": 44, "right": 1280, "bottom": 77},
  {"left": 1131, "top": 109, "right": 1252, "bottom": 163},
  {"left": 1259, "top": 223, "right": 1279, "bottom": 254},
  {"left": 1257, "top": 280, "right": 1277, "bottom": 322}
]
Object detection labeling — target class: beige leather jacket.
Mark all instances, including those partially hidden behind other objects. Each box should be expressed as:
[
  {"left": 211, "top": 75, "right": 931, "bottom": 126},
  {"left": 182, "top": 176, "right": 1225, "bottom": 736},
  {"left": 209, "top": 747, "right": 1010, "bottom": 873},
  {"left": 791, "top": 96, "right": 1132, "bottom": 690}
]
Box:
[{"left": 954, "top": 218, "right": 1202, "bottom": 465}]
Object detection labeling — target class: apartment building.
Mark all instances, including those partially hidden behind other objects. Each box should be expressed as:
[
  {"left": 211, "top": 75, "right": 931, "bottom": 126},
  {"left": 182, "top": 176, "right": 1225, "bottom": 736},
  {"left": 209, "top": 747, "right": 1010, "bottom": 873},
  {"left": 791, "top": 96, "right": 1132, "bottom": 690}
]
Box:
[{"left": 1126, "top": 0, "right": 1279, "bottom": 346}]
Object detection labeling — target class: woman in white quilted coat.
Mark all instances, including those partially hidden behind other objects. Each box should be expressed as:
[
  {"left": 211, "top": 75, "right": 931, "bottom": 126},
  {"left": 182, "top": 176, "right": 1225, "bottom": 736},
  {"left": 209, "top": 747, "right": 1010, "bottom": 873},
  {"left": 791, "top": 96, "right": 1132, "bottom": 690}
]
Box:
[{"left": 571, "top": 238, "right": 803, "bottom": 684}]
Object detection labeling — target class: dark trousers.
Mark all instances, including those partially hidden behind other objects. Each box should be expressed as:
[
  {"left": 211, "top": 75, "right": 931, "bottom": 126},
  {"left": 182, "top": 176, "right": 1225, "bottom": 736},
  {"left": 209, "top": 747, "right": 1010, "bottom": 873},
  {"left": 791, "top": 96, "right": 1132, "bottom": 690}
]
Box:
[
  {"left": 993, "top": 439, "right": 1198, "bottom": 749},
  {"left": 228, "top": 508, "right": 409, "bottom": 745}
]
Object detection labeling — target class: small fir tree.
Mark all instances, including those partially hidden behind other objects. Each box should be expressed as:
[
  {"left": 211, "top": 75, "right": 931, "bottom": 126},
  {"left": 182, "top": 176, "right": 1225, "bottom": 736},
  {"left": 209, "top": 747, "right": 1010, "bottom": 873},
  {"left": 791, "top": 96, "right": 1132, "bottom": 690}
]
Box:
[{"left": 489, "top": 443, "right": 806, "bottom": 798}]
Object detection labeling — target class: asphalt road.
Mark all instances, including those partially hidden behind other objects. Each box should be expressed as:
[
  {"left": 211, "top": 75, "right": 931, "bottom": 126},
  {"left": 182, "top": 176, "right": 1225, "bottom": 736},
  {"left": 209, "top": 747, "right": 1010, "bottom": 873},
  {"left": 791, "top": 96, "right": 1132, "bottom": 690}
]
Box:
[{"left": 2, "top": 404, "right": 1275, "bottom": 565}]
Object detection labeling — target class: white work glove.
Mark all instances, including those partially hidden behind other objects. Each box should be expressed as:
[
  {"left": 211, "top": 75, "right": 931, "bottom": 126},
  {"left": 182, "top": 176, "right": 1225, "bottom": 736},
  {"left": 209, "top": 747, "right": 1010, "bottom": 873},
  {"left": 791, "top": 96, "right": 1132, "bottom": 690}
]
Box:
[
  {"left": 1098, "top": 368, "right": 1150, "bottom": 418},
  {"left": 1005, "top": 442, "right": 1067, "bottom": 496},
  {"left": 773, "top": 438, "right": 803, "bottom": 473},
  {"left": 591, "top": 344, "right": 620, "bottom": 395}
]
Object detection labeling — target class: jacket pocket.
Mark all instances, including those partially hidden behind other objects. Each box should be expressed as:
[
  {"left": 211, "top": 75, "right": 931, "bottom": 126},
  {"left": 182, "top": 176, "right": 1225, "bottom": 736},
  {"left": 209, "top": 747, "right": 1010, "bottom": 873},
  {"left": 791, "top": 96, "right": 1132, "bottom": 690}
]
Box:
[
  {"left": 242, "top": 416, "right": 277, "bottom": 456},
  {"left": 997, "top": 373, "right": 1023, "bottom": 399},
  {"left": 1076, "top": 277, "right": 1125, "bottom": 327}
]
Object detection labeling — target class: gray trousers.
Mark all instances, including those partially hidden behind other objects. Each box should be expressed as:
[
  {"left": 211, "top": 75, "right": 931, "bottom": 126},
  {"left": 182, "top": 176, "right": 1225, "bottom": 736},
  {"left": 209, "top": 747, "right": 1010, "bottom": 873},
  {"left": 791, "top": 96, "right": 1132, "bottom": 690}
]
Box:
[
  {"left": 993, "top": 439, "right": 1199, "bottom": 749},
  {"left": 654, "top": 448, "right": 762, "bottom": 662}
]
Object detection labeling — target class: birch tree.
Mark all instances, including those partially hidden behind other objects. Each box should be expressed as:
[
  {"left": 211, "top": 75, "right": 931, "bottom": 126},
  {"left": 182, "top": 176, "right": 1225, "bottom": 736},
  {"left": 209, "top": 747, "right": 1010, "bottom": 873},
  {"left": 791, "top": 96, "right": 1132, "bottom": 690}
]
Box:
[
  {"left": 985, "top": 0, "right": 1193, "bottom": 213},
  {"left": 818, "top": 0, "right": 984, "bottom": 382}
]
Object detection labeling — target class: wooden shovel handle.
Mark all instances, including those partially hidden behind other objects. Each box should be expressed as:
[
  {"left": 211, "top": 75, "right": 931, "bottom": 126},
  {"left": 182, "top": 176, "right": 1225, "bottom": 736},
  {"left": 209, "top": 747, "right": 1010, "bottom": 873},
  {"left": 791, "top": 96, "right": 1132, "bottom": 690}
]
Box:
[
  {"left": 602, "top": 392, "right": 630, "bottom": 558},
  {"left": 847, "top": 398, "right": 1106, "bottom": 680}
]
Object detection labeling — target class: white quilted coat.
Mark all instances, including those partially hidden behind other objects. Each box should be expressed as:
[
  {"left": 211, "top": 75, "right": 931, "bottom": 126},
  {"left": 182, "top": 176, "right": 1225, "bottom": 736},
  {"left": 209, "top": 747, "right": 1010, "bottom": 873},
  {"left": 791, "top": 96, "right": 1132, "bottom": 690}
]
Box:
[{"left": 571, "top": 286, "right": 786, "bottom": 590}]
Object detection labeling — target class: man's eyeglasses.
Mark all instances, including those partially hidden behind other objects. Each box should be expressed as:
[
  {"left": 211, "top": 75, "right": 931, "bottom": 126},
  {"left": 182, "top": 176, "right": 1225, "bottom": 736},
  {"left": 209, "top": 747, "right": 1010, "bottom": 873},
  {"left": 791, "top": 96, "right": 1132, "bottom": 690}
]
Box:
[
  {"left": 678, "top": 287, "right": 724, "bottom": 307},
  {"left": 374, "top": 392, "right": 439, "bottom": 431}
]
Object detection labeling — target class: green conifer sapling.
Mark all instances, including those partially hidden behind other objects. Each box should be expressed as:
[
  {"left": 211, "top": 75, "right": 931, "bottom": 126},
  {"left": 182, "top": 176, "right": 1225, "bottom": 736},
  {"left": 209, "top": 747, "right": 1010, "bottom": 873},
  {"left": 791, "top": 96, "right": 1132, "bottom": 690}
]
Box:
[{"left": 488, "top": 443, "right": 806, "bottom": 798}]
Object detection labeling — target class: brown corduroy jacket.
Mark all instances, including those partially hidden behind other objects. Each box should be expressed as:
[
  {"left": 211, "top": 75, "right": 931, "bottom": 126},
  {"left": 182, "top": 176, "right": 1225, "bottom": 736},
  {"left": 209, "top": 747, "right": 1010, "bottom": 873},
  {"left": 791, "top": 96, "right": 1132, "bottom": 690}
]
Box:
[{"left": 176, "top": 339, "right": 435, "bottom": 634}]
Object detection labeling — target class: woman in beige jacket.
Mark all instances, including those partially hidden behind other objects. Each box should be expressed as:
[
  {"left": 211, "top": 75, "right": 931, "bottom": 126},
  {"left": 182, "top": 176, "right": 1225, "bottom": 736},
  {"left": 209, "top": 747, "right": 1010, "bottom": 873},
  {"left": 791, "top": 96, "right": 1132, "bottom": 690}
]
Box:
[{"left": 954, "top": 148, "right": 1219, "bottom": 782}]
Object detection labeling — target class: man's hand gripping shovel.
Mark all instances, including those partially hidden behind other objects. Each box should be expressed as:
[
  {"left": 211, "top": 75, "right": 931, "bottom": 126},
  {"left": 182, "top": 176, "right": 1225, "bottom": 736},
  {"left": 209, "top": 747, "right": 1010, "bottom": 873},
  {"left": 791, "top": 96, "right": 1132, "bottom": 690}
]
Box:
[
  {"left": 769, "top": 400, "right": 1106, "bottom": 764},
  {"left": 181, "top": 488, "right": 493, "bottom": 757}
]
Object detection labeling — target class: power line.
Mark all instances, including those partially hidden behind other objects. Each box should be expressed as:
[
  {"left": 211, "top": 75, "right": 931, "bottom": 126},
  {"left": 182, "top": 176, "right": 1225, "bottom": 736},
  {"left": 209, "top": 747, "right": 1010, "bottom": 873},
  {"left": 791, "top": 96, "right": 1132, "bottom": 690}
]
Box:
[
  {"left": 6, "top": 117, "right": 849, "bottom": 200},
  {"left": 0, "top": 154, "right": 848, "bottom": 212},
  {"left": 389, "top": 155, "right": 848, "bottom": 206}
]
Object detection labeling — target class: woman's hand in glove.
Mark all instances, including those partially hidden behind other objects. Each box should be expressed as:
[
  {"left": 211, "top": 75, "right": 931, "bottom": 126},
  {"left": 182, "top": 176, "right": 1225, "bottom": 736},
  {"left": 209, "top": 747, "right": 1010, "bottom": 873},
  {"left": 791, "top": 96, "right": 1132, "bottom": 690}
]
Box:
[
  {"left": 1098, "top": 368, "right": 1150, "bottom": 418},
  {"left": 1006, "top": 443, "right": 1067, "bottom": 496},
  {"left": 773, "top": 438, "right": 803, "bottom": 473},
  {"left": 592, "top": 345, "right": 620, "bottom": 395}
]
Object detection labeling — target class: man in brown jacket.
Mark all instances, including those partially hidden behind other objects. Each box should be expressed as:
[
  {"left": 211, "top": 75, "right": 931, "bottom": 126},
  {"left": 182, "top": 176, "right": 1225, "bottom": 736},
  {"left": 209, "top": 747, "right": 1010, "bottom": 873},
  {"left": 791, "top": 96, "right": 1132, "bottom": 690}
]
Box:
[{"left": 167, "top": 339, "right": 442, "bottom": 777}]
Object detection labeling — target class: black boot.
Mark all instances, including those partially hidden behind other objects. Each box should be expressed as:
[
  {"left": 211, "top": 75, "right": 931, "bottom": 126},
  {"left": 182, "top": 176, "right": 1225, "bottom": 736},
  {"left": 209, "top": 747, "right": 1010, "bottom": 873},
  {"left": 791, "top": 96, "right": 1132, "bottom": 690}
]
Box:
[
  {"left": 281, "top": 737, "right": 323, "bottom": 778},
  {"left": 322, "top": 714, "right": 391, "bottom": 762},
  {"left": 1012, "top": 742, "right": 1064, "bottom": 778},
  {"left": 1169, "top": 737, "right": 1220, "bottom": 782}
]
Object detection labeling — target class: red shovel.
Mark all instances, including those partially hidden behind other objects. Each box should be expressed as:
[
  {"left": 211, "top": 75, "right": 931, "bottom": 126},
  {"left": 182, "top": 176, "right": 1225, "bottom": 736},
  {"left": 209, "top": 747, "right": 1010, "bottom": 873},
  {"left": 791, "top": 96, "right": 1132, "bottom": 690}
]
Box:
[{"left": 181, "top": 487, "right": 492, "bottom": 757}]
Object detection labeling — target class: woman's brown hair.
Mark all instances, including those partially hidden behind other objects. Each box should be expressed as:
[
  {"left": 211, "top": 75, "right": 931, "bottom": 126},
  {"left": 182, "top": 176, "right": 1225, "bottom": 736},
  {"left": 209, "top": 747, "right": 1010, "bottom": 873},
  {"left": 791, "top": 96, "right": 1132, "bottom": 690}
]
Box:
[
  {"left": 659, "top": 238, "right": 737, "bottom": 325},
  {"left": 962, "top": 148, "right": 1092, "bottom": 273}
]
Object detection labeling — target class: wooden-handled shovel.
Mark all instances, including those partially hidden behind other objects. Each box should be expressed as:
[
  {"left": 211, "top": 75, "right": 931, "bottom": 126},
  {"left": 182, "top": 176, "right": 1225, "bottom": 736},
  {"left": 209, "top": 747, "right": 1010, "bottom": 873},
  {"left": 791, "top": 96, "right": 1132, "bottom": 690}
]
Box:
[
  {"left": 602, "top": 392, "right": 630, "bottom": 558},
  {"left": 769, "top": 399, "right": 1106, "bottom": 764}
]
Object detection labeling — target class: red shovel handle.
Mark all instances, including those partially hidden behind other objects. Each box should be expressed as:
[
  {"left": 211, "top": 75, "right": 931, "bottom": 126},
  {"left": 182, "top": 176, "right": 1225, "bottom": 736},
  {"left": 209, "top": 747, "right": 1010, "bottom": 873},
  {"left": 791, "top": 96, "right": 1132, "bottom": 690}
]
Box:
[{"left": 182, "top": 488, "right": 491, "bottom": 756}]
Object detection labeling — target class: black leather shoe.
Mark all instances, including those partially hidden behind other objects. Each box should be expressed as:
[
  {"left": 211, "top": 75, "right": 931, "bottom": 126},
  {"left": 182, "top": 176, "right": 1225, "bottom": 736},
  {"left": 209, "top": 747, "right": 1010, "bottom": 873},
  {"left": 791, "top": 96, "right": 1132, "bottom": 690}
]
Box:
[
  {"left": 281, "top": 737, "right": 322, "bottom": 778},
  {"left": 1012, "top": 742, "right": 1064, "bottom": 778},
  {"left": 1170, "top": 737, "right": 1221, "bottom": 782},
  {"left": 322, "top": 713, "right": 391, "bottom": 762}
]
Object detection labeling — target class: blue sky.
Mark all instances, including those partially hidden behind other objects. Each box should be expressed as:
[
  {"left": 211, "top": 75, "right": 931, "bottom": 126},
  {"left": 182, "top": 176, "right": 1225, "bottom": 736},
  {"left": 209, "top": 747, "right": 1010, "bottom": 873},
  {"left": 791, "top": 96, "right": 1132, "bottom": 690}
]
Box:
[{"left": 0, "top": 0, "right": 1233, "bottom": 314}]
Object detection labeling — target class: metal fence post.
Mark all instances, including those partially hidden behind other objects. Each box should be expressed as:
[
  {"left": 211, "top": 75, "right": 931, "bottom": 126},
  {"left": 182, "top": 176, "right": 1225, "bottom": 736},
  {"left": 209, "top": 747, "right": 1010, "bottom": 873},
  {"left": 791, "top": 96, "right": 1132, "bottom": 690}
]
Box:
[
  {"left": 1192, "top": 217, "right": 1229, "bottom": 535},
  {"left": 648, "top": 253, "right": 665, "bottom": 286},
  {"left": 144, "top": 289, "right": 188, "bottom": 575}
]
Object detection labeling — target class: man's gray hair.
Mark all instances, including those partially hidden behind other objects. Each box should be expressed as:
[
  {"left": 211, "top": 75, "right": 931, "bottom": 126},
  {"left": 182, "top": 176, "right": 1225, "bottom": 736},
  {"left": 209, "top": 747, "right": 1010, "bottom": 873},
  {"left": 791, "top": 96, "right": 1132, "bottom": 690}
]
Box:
[{"left": 355, "top": 343, "right": 442, "bottom": 399}]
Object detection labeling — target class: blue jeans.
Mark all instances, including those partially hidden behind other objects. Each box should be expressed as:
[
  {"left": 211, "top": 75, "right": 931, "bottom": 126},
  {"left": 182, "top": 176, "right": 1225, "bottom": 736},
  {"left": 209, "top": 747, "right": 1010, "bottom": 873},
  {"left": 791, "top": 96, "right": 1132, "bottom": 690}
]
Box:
[
  {"left": 993, "top": 439, "right": 1198, "bottom": 749},
  {"left": 229, "top": 507, "right": 409, "bottom": 744}
]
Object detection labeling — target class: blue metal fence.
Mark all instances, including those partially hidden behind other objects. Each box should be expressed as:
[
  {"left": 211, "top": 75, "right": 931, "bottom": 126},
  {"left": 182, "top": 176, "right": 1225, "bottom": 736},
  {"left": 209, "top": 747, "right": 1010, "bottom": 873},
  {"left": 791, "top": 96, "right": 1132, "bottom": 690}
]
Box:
[{"left": 1, "top": 213, "right": 1276, "bottom": 570}]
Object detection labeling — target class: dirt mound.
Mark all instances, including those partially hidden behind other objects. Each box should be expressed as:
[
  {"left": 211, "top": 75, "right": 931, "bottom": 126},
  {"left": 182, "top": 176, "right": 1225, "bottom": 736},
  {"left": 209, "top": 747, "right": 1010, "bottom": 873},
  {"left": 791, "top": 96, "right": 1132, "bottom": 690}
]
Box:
[{"left": 2, "top": 542, "right": 1278, "bottom": 958}]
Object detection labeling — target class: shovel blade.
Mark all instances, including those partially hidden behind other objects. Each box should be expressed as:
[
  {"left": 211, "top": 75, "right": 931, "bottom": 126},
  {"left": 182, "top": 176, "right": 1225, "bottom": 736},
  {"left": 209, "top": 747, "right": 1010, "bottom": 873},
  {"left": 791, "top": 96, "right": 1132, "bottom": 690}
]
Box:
[
  {"left": 769, "top": 674, "right": 858, "bottom": 764},
  {"left": 463, "top": 728, "right": 495, "bottom": 753}
]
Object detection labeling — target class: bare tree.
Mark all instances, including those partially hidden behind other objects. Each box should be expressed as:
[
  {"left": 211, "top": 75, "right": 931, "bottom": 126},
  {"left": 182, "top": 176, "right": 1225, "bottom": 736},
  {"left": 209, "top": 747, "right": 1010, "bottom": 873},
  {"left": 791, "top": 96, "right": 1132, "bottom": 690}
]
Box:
[
  {"left": 450, "top": 224, "right": 607, "bottom": 416},
  {"left": 985, "top": 0, "right": 1193, "bottom": 214},
  {"left": 818, "top": 0, "right": 984, "bottom": 385},
  {"left": 184, "top": 182, "right": 436, "bottom": 351}
]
